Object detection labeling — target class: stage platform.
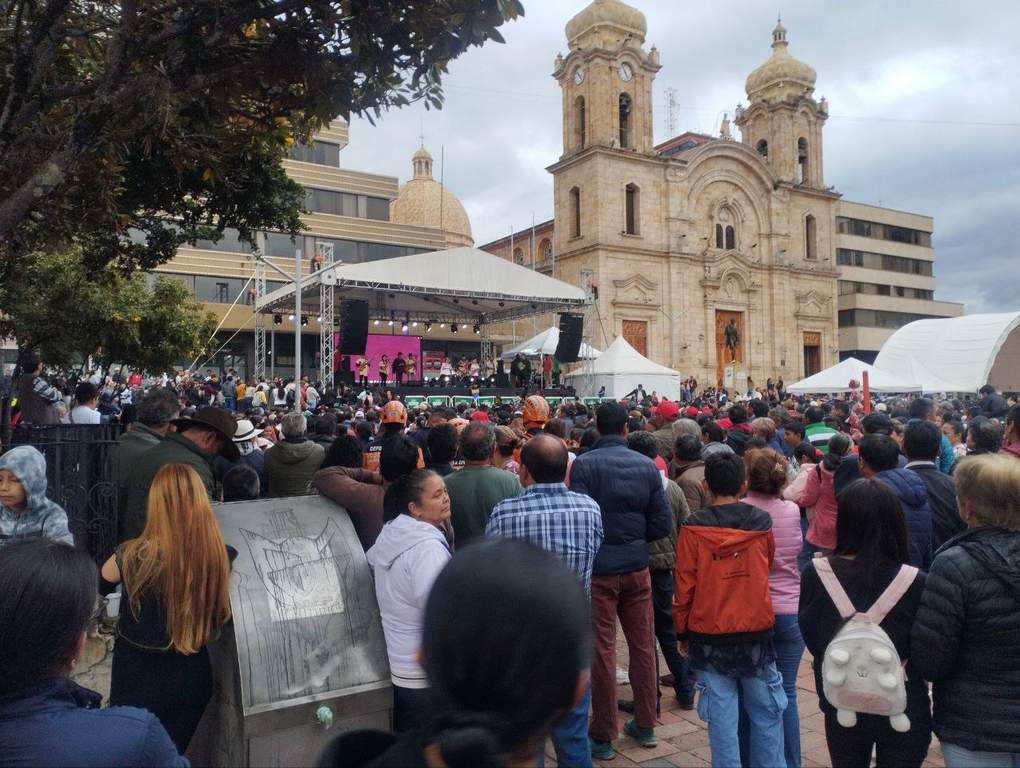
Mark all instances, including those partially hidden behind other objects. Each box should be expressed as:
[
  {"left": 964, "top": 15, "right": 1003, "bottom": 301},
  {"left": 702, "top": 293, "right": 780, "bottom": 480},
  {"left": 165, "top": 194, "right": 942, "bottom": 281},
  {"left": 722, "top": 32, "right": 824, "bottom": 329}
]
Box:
[{"left": 353, "top": 385, "right": 592, "bottom": 408}]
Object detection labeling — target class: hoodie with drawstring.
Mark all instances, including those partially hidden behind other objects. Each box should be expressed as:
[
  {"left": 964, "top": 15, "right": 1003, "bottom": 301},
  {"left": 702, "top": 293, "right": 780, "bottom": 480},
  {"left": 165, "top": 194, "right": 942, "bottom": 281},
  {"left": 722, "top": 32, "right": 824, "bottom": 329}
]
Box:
[
  {"left": 366, "top": 514, "right": 451, "bottom": 689},
  {"left": 0, "top": 446, "right": 73, "bottom": 548}
]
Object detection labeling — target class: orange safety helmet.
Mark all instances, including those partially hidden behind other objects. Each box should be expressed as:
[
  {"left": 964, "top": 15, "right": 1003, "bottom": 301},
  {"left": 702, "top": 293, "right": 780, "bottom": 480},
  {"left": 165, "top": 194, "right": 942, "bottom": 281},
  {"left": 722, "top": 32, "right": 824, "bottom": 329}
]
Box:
[
  {"left": 522, "top": 394, "right": 550, "bottom": 427},
  {"left": 381, "top": 400, "right": 408, "bottom": 425}
]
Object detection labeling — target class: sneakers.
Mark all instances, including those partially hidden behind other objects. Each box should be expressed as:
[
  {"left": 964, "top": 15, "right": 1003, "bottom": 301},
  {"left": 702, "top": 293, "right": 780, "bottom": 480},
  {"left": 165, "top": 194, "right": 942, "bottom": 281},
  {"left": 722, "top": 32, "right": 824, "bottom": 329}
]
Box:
[
  {"left": 589, "top": 737, "right": 615, "bottom": 761},
  {"left": 624, "top": 719, "right": 658, "bottom": 748}
]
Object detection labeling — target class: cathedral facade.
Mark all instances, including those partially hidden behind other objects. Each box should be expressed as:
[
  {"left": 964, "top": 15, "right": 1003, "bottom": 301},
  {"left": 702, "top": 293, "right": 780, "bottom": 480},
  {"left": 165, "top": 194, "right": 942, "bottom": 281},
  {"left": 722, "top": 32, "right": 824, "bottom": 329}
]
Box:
[{"left": 546, "top": 0, "right": 840, "bottom": 389}]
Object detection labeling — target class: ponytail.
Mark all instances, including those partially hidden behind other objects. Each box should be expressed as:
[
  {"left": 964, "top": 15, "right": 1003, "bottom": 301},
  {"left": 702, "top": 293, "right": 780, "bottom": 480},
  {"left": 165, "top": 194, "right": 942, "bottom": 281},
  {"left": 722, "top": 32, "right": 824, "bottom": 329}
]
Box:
[{"left": 823, "top": 432, "right": 852, "bottom": 471}]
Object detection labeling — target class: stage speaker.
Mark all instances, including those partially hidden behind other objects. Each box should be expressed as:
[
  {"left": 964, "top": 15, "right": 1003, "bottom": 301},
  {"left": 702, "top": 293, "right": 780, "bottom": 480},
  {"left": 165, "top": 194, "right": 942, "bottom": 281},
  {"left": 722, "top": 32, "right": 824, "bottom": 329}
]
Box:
[
  {"left": 555, "top": 313, "right": 584, "bottom": 363},
  {"left": 339, "top": 300, "right": 369, "bottom": 354}
]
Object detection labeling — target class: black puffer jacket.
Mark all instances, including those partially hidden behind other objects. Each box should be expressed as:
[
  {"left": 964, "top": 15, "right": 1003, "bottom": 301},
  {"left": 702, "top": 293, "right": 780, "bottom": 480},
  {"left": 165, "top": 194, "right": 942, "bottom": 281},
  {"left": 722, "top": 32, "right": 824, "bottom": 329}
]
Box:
[{"left": 911, "top": 527, "right": 1020, "bottom": 753}]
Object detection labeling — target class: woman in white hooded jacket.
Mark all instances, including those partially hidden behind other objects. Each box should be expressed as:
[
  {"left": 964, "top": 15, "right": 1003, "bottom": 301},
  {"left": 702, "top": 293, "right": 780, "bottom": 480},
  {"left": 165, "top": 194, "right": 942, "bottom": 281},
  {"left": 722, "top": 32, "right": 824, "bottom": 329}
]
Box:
[{"left": 366, "top": 469, "right": 452, "bottom": 732}]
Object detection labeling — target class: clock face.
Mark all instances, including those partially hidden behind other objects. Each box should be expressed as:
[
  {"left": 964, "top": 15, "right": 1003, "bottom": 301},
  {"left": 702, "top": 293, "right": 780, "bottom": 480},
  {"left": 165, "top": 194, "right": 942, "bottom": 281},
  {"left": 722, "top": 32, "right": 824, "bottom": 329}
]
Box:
[
  {"left": 618, "top": 62, "right": 634, "bottom": 82},
  {"left": 573, "top": 67, "right": 584, "bottom": 85}
]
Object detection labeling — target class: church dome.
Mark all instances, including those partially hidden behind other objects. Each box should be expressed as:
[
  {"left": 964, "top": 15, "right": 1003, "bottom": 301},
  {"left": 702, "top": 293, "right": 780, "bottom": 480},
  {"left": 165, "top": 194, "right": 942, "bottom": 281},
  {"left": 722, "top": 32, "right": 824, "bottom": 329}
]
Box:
[
  {"left": 745, "top": 21, "right": 817, "bottom": 100},
  {"left": 565, "top": 0, "right": 646, "bottom": 43},
  {"left": 390, "top": 146, "right": 473, "bottom": 248}
]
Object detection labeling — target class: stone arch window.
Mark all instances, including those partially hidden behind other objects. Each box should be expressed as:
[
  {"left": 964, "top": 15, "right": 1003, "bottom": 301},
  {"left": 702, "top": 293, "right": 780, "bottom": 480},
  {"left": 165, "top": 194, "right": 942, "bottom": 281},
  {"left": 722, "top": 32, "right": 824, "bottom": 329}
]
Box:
[
  {"left": 624, "top": 183, "right": 640, "bottom": 235},
  {"left": 574, "top": 96, "right": 586, "bottom": 150},
  {"left": 569, "top": 187, "right": 581, "bottom": 238},
  {"left": 618, "top": 93, "right": 632, "bottom": 149},
  {"left": 756, "top": 139, "right": 769, "bottom": 161},
  {"left": 541, "top": 238, "right": 553, "bottom": 263},
  {"left": 512, "top": 247, "right": 525, "bottom": 265},
  {"left": 805, "top": 213, "right": 817, "bottom": 260},
  {"left": 714, "top": 206, "right": 737, "bottom": 249},
  {"left": 797, "top": 137, "right": 808, "bottom": 184}
]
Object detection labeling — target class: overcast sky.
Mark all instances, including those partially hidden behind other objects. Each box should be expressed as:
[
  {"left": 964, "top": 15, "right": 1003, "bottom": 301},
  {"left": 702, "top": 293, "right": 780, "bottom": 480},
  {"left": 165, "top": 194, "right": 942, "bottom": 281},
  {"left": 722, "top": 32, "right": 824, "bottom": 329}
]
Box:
[{"left": 341, "top": 0, "right": 1020, "bottom": 313}]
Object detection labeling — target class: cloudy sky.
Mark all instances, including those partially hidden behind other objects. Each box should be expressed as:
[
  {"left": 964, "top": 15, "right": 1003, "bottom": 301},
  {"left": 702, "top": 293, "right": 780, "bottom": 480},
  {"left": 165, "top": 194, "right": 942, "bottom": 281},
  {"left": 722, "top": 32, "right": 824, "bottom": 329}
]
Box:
[{"left": 341, "top": 0, "right": 1020, "bottom": 313}]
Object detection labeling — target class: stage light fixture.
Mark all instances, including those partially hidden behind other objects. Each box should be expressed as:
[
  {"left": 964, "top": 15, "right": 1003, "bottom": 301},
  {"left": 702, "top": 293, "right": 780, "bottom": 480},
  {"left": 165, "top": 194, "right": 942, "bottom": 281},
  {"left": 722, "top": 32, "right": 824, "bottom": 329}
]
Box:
[
  {"left": 411, "top": 321, "right": 418, "bottom": 328},
  {"left": 373, "top": 319, "right": 380, "bottom": 326},
  {"left": 401, "top": 322, "right": 409, "bottom": 333},
  {"left": 451, "top": 323, "right": 458, "bottom": 334},
  {"left": 273, "top": 314, "right": 282, "bottom": 325},
  {"left": 498, "top": 301, "right": 505, "bottom": 307},
  {"left": 316, "top": 315, "right": 322, "bottom": 322},
  {"left": 473, "top": 324, "right": 480, "bottom": 335},
  {"left": 300, "top": 316, "right": 308, "bottom": 327},
  {"left": 424, "top": 322, "right": 432, "bottom": 333},
  {"left": 288, "top": 314, "right": 295, "bottom": 321}
]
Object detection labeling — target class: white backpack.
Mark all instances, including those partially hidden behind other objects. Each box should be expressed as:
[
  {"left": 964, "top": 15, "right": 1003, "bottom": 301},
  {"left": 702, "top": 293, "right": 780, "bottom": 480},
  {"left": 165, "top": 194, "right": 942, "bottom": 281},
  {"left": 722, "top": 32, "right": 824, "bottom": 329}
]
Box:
[{"left": 813, "top": 557, "right": 918, "bottom": 733}]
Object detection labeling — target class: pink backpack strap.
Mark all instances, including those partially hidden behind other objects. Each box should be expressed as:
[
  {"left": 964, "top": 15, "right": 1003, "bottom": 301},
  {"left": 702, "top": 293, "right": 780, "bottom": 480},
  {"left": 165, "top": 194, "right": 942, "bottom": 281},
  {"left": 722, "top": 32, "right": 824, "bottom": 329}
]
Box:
[
  {"left": 812, "top": 557, "right": 857, "bottom": 619},
  {"left": 860, "top": 565, "right": 918, "bottom": 624}
]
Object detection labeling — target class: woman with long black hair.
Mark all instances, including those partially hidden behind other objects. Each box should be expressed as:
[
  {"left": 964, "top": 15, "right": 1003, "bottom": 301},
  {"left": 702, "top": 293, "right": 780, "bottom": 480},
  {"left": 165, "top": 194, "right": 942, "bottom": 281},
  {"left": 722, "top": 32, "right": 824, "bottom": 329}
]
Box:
[{"left": 798, "top": 478, "right": 931, "bottom": 768}]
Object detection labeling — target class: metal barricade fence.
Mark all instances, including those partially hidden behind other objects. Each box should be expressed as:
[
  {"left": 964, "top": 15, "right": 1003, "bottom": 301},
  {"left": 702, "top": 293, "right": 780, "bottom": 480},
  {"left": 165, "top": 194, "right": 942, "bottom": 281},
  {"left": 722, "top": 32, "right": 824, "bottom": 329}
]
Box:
[{"left": 8, "top": 424, "right": 123, "bottom": 563}]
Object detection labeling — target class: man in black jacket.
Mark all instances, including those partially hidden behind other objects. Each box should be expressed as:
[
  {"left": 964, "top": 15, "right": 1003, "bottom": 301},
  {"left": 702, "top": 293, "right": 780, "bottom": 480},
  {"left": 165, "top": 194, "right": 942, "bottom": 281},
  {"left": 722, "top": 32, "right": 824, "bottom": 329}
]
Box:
[
  {"left": 569, "top": 402, "right": 672, "bottom": 758},
  {"left": 904, "top": 421, "right": 966, "bottom": 550}
]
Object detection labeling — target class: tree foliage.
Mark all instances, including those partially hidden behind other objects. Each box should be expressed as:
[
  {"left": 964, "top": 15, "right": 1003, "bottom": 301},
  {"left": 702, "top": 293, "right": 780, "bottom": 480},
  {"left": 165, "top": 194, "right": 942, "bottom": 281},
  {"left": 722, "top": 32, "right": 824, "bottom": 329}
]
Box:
[
  {"left": 0, "top": 0, "right": 524, "bottom": 277},
  {"left": 0, "top": 247, "right": 218, "bottom": 373}
]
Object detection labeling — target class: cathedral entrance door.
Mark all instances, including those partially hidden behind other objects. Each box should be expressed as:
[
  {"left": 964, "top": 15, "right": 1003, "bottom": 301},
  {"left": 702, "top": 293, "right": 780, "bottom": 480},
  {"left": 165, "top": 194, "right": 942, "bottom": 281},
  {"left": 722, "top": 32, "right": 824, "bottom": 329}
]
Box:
[
  {"left": 803, "top": 331, "right": 821, "bottom": 377},
  {"left": 622, "top": 320, "right": 648, "bottom": 358},
  {"left": 715, "top": 310, "right": 744, "bottom": 389}
]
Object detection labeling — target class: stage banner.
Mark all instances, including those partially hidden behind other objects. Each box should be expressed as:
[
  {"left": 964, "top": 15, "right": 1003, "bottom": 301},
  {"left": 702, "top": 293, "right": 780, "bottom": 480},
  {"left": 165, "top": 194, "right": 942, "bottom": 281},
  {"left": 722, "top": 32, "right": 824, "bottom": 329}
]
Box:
[
  {"left": 404, "top": 395, "right": 425, "bottom": 407},
  {"left": 423, "top": 350, "right": 446, "bottom": 379},
  {"left": 344, "top": 334, "right": 422, "bottom": 378},
  {"left": 427, "top": 395, "right": 451, "bottom": 408},
  {"left": 477, "top": 396, "right": 496, "bottom": 407},
  {"left": 546, "top": 397, "right": 562, "bottom": 407},
  {"left": 452, "top": 396, "right": 475, "bottom": 407},
  {"left": 583, "top": 397, "right": 600, "bottom": 405}
]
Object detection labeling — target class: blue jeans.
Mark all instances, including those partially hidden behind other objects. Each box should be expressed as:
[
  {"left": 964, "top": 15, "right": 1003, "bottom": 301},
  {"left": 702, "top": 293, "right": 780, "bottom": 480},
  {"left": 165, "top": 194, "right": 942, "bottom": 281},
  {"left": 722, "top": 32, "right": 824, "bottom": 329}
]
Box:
[
  {"left": 738, "top": 617, "right": 804, "bottom": 767},
  {"left": 538, "top": 681, "right": 592, "bottom": 768},
  {"left": 224, "top": 396, "right": 236, "bottom": 412},
  {"left": 942, "top": 743, "right": 1020, "bottom": 768},
  {"left": 697, "top": 663, "right": 787, "bottom": 768}
]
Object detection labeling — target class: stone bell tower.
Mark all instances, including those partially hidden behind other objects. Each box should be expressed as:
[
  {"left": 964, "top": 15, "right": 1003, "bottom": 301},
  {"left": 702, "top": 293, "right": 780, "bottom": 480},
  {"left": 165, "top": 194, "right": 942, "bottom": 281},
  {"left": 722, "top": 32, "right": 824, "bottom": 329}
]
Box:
[
  {"left": 735, "top": 20, "right": 828, "bottom": 188},
  {"left": 553, "top": 0, "right": 660, "bottom": 158}
]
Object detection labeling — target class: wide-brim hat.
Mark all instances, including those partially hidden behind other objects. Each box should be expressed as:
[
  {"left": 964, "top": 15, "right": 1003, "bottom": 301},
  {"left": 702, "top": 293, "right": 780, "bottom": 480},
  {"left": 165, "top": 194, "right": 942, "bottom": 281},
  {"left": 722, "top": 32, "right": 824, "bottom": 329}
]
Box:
[
  {"left": 233, "top": 419, "right": 258, "bottom": 442},
  {"left": 173, "top": 406, "right": 240, "bottom": 461}
]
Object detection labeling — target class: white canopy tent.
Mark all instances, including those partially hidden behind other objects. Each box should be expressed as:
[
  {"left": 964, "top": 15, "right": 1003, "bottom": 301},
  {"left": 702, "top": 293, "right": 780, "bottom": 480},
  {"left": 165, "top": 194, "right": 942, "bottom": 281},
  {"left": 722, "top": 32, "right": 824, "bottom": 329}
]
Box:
[
  {"left": 785, "top": 357, "right": 921, "bottom": 394},
  {"left": 500, "top": 327, "right": 600, "bottom": 361},
  {"left": 256, "top": 246, "right": 589, "bottom": 324},
  {"left": 875, "top": 312, "right": 1020, "bottom": 393},
  {"left": 561, "top": 336, "right": 684, "bottom": 400}
]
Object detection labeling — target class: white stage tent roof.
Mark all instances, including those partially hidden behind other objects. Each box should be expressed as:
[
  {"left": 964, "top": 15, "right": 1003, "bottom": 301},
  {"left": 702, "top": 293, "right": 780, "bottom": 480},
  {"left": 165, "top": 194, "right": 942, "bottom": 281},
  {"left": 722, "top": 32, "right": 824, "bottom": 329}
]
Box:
[
  {"left": 786, "top": 357, "right": 921, "bottom": 394},
  {"left": 500, "top": 327, "right": 600, "bottom": 361},
  {"left": 874, "top": 312, "right": 1020, "bottom": 393},
  {"left": 562, "top": 336, "right": 684, "bottom": 400},
  {"left": 255, "top": 246, "right": 588, "bottom": 324}
]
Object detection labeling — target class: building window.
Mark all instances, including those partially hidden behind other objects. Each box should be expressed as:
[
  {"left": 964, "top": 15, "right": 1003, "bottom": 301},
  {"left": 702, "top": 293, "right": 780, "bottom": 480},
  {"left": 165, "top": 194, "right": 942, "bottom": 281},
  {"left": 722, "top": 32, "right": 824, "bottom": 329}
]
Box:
[
  {"left": 541, "top": 239, "right": 553, "bottom": 263},
  {"left": 570, "top": 187, "right": 581, "bottom": 238},
  {"left": 624, "top": 184, "right": 639, "bottom": 235},
  {"left": 575, "top": 96, "right": 586, "bottom": 150},
  {"left": 303, "top": 188, "right": 390, "bottom": 221},
  {"left": 715, "top": 224, "right": 724, "bottom": 249},
  {"left": 837, "top": 248, "right": 933, "bottom": 276},
  {"left": 756, "top": 139, "right": 768, "bottom": 161},
  {"left": 725, "top": 225, "right": 736, "bottom": 250},
  {"left": 839, "top": 309, "right": 944, "bottom": 329},
  {"left": 805, "top": 214, "right": 817, "bottom": 259},
  {"left": 619, "top": 93, "right": 632, "bottom": 148},
  {"left": 512, "top": 247, "right": 524, "bottom": 265},
  {"left": 289, "top": 140, "right": 340, "bottom": 167},
  {"left": 797, "top": 137, "right": 808, "bottom": 184},
  {"left": 836, "top": 217, "right": 931, "bottom": 246}
]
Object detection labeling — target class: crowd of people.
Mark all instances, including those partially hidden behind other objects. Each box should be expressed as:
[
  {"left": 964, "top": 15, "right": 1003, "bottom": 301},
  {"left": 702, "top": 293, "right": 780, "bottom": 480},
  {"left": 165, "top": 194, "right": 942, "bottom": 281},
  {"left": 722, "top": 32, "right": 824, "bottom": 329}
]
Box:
[{"left": 1, "top": 352, "right": 1020, "bottom": 767}]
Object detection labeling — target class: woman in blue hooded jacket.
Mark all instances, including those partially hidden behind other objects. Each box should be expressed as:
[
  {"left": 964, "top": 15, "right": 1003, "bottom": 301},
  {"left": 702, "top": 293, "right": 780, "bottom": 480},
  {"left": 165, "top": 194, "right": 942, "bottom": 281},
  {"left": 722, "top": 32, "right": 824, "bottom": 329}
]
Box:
[{"left": 0, "top": 446, "right": 72, "bottom": 548}]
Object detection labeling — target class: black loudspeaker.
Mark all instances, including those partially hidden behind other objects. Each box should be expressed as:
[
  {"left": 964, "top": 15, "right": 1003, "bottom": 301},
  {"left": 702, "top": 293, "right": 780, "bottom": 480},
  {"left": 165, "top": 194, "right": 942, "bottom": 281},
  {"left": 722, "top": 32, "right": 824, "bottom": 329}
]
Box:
[
  {"left": 555, "top": 313, "right": 584, "bottom": 363},
  {"left": 338, "top": 300, "right": 369, "bottom": 354}
]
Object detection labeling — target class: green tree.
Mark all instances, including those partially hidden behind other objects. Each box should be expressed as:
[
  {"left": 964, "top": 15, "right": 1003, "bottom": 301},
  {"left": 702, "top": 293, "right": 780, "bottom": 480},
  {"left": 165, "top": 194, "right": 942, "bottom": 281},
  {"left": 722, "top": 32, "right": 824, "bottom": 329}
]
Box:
[
  {"left": 0, "top": 0, "right": 524, "bottom": 274},
  {"left": 0, "top": 247, "right": 217, "bottom": 374}
]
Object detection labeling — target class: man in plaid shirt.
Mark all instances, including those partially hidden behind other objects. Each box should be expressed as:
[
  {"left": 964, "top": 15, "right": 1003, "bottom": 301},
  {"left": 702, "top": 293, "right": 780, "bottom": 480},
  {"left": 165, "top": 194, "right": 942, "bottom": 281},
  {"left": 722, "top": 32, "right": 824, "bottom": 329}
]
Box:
[{"left": 487, "top": 434, "right": 603, "bottom": 768}]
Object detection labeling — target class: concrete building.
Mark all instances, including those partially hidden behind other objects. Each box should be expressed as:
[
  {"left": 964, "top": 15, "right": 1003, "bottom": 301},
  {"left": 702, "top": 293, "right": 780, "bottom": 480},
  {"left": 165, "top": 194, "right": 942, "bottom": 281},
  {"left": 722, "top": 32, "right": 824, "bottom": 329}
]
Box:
[
  {"left": 836, "top": 200, "right": 963, "bottom": 363},
  {"left": 150, "top": 121, "right": 476, "bottom": 379}
]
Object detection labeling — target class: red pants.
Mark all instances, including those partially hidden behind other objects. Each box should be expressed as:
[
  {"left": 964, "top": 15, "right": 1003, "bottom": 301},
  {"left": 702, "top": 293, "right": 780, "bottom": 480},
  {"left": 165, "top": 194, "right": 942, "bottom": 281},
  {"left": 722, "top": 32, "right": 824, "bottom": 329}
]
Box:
[{"left": 590, "top": 569, "right": 657, "bottom": 741}]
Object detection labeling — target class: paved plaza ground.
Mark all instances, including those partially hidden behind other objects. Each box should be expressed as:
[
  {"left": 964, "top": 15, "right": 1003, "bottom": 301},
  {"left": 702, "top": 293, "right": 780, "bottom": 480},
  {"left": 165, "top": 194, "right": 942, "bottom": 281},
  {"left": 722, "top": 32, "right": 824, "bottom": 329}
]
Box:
[{"left": 75, "top": 626, "right": 945, "bottom": 768}]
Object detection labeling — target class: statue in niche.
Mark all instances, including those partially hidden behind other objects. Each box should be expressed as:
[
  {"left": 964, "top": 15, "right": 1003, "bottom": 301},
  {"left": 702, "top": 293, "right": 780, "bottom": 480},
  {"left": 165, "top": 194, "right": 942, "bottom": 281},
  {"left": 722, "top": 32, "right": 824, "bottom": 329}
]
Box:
[{"left": 724, "top": 318, "right": 740, "bottom": 361}]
